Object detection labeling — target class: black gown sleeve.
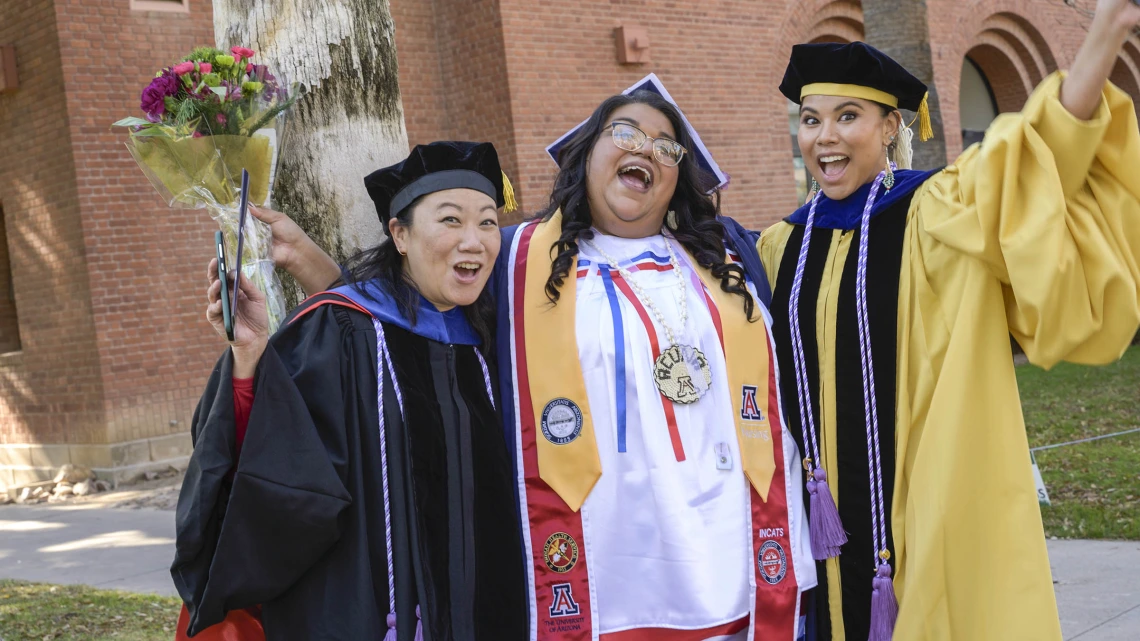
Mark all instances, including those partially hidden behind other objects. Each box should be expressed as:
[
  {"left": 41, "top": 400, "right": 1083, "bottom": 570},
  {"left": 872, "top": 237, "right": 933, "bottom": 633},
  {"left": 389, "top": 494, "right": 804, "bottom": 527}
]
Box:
[{"left": 172, "top": 306, "right": 355, "bottom": 636}]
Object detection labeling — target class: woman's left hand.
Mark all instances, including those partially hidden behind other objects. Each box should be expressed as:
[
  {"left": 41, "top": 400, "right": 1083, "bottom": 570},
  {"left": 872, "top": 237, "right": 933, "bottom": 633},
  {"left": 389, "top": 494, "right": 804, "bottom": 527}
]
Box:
[
  {"left": 1062, "top": 0, "right": 1140, "bottom": 120},
  {"left": 1098, "top": 0, "right": 1140, "bottom": 34}
]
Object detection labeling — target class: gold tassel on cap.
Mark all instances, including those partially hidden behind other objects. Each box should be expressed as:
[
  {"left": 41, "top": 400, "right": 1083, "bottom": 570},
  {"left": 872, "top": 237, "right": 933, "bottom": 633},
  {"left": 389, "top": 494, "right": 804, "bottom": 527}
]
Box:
[
  {"left": 501, "top": 171, "right": 518, "bottom": 214},
  {"left": 916, "top": 92, "right": 934, "bottom": 142}
]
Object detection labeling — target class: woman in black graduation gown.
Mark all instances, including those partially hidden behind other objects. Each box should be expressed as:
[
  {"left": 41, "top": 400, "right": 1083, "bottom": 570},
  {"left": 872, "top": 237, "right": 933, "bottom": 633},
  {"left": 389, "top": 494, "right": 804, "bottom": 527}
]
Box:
[{"left": 173, "top": 141, "right": 527, "bottom": 641}]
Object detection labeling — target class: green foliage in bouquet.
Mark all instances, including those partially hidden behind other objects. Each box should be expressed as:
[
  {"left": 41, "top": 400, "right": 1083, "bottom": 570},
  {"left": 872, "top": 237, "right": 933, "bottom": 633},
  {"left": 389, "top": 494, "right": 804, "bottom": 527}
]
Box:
[{"left": 114, "top": 45, "right": 296, "bottom": 141}]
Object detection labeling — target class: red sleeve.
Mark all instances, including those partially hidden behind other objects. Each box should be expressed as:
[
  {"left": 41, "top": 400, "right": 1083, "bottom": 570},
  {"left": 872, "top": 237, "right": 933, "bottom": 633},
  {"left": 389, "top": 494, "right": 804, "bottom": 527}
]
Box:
[{"left": 232, "top": 377, "right": 255, "bottom": 457}]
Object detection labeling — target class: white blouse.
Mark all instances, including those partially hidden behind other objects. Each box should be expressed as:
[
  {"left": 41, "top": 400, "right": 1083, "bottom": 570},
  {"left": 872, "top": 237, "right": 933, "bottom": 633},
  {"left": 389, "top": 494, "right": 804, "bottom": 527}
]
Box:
[{"left": 574, "top": 231, "right": 812, "bottom": 637}]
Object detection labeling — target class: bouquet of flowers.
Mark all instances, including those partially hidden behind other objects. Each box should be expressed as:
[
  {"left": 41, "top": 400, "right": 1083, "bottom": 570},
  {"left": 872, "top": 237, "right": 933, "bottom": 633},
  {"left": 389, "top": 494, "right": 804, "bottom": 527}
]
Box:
[{"left": 115, "top": 45, "right": 298, "bottom": 333}]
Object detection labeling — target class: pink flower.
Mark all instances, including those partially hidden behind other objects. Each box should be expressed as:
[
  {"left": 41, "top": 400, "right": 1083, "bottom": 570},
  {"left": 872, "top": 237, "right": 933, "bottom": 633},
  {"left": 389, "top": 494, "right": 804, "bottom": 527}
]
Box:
[
  {"left": 231, "top": 46, "right": 256, "bottom": 60},
  {"left": 199, "top": 62, "right": 212, "bottom": 74},
  {"left": 216, "top": 113, "right": 227, "bottom": 125},
  {"left": 246, "top": 63, "right": 254, "bottom": 73},
  {"left": 173, "top": 62, "right": 195, "bottom": 75},
  {"left": 192, "top": 131, "right": 203, "bottom": 138}
]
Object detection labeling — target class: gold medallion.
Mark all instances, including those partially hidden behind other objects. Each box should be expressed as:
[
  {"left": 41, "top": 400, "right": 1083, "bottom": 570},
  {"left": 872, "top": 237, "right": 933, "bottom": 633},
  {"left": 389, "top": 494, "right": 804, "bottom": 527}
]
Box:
[{"left": 654, "top": 345, "right": 711, "bottom": 404}]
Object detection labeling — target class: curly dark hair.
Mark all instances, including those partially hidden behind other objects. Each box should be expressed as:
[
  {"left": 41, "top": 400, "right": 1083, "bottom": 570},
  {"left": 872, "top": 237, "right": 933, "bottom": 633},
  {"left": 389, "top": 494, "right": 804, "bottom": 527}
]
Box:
[
  {"left": 535, "top": 90, "right": 754, "bottom": 320},
  {"left": 338, "top": 196, "right": 496, "bottom": 351}
]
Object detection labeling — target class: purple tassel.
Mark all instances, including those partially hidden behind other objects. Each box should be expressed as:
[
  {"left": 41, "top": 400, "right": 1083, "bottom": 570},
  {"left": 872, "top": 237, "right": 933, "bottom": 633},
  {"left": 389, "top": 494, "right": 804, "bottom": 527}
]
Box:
[
  {"left": 867, "top": 562, "right": 899, "bottom": 641},
  {"left": 414, "top": 605, "right": 424, "bottom": 641},
  {"left": 384, "top": 613, "right": 398, "bottom": 641},
  {"left": 808, "top": 468, "right": 847, "bottom": 560}
]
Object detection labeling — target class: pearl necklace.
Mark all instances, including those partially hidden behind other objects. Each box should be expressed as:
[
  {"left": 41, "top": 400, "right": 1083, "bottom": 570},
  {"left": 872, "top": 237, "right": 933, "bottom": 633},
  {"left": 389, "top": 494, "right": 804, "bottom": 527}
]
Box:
[{"left": 582, "top": 232, "right": 711, "bottom": 404}]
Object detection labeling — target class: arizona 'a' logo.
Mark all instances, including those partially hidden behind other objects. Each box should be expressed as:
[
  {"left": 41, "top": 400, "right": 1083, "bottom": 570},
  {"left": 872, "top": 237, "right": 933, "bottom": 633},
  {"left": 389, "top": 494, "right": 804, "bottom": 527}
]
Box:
[
  {"left": 549, "top": 583, "right": 581, "bottom": 618},
  {"left": 741, "top": 385, "right": 765, "bottom": 421}
]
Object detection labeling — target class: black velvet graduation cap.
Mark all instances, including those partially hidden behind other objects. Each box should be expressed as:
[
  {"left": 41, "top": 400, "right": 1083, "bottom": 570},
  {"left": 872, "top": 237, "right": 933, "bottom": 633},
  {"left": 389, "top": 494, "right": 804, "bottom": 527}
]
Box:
[
  {"left": 780, "top": 42, "right": 933, "bottom": 141},
  {"left": 364, "top": 141, "right": 517, "bottom": 224}
]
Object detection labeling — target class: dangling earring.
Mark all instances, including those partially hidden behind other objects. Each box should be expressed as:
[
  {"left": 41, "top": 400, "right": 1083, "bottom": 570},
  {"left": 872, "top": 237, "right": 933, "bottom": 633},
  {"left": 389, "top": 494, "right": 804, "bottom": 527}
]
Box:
[
  {"left": 807, "top": 178, "right": 819, "bottom": 203},
  {"left": 883, "top": 144, "right": 895, "bottom": 192},
  {"left": 665, "top": 210, "right": 678, "bottom": 230}
]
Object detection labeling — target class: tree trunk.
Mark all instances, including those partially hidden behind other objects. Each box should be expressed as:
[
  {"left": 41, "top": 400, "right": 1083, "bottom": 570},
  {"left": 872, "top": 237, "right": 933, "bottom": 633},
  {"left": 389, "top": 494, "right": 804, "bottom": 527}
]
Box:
[
  {"left": 212, "top": 0, "right": 409, "bottom": 301},
  {"left": 862, "top": 0, "right": 949, "bottom": 170}
]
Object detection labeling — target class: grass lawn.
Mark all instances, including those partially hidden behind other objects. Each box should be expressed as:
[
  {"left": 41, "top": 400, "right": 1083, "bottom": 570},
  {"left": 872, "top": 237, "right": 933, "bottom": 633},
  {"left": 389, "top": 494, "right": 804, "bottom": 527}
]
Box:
[
  {"left": 0, "top": 580, "right": 181, "bottom": 640},
  {"left": 1018, "top": 345, "right": 1140, "bottom": 540}
]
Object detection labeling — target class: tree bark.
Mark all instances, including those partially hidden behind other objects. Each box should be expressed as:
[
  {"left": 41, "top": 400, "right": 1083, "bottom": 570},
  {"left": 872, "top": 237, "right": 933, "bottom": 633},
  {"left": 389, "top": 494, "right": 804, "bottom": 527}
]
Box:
[
  {"left": 862, "top": 0, "right": 949, "bottom": 170},
  {"left": 212, "top": 0, "right": 409, "bottom": 301}
]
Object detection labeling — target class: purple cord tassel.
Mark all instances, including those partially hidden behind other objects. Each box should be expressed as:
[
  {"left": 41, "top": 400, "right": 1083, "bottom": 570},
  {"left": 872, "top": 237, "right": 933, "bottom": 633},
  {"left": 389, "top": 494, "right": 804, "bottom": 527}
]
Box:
[
  {"left": 414, "top": 605, "right": 424, "bottom": 641},
  {"left": 808, "top": 468, "right": 847, "bottom": 560},
  {"left": 868, "top": 562, "right": 899, "bottom": 641},
  {"left": 384, "top": 613, "right": 398, "bottom": 641}
]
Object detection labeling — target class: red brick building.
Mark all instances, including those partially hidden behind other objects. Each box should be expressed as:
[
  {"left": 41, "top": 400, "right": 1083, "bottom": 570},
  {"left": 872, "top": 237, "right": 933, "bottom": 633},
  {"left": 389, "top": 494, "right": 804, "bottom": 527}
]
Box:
[{"left": 1, "top": 0, "right": 1137, "bottom": 486}]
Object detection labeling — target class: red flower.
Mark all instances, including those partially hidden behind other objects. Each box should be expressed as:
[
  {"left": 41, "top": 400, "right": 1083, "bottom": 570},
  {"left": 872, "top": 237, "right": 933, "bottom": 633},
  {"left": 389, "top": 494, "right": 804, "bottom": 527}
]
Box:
[
  {"left": 246, "top": 63, "right": 254, "bottom": 73},
  {"left": 231, "top": 46, "right": 256, "bottom": 60},
  {"left": 173, "top": 62, "right": 195, "bottom": 75},
  {"left": 199, "top": 62, "right": 212, "bottom": 74}
]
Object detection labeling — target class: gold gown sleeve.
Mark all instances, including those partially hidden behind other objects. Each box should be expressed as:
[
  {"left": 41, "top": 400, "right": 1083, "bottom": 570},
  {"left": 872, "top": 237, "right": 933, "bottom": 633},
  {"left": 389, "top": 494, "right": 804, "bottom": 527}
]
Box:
[
  {"left": 892, "top": 73, "right": 1140, "bottom": 640},
  {"left": 918, "top": 71, "right": 1140, "bottom": 368}
]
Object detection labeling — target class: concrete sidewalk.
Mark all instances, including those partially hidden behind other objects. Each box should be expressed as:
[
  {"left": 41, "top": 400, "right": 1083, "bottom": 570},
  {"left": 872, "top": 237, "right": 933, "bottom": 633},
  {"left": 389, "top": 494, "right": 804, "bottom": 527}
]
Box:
[
  {"left": 1, "top": 503, "right": 1138, "bottom": 639},
  {"left": 0, "top": 503, "right": 177, "bottom": 596}
]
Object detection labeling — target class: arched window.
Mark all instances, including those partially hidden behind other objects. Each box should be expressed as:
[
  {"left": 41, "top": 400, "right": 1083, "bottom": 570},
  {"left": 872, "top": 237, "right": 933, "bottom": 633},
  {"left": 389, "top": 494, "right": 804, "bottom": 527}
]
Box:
[{"left": 959, "top": 57, "right": 999, "bottom": 148}]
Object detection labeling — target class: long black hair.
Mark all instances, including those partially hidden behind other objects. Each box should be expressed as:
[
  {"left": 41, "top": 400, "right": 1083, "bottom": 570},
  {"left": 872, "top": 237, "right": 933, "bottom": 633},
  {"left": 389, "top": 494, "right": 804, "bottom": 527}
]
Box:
[
  {"left": 536, "top": 90, "right": 754, "bottom": 320},
  {"left": 339, "top": 196, "right": 496, "bottom": 350}
]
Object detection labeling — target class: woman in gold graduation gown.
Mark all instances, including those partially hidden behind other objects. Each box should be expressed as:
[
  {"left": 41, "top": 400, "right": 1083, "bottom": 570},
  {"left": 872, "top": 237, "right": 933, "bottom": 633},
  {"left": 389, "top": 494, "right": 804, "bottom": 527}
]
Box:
[{"left": 760, "top": 2, "right": 1140, "bottom": 640}]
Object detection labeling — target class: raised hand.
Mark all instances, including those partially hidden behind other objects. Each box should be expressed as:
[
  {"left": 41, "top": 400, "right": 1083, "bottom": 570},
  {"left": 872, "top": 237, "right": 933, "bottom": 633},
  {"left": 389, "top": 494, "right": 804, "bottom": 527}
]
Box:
[
  {"left": 1061, "top": 0, "right": 1140, "bottom": 120},
  {"left": 206, "top": 257, "right": 269, "bottom": 378},
  {"left": 249, "top": 205, "right": 342, "bottom": 295}
]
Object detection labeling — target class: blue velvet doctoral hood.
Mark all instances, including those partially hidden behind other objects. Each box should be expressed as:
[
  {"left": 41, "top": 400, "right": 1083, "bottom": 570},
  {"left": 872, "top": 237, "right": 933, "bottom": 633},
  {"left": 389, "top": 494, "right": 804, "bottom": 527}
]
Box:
[
  {"left": 330, "top": 280, "right": 480, "bottom": 346},
  {"left": 787, "top": 168, "right": 941, "bottom": 230}
]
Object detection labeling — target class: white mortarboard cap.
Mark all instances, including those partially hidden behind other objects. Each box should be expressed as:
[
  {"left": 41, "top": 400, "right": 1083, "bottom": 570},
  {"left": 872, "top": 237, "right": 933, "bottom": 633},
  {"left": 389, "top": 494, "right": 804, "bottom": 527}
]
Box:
[{"left": 545, "top": 73, "right": 729, "bottom": 194}]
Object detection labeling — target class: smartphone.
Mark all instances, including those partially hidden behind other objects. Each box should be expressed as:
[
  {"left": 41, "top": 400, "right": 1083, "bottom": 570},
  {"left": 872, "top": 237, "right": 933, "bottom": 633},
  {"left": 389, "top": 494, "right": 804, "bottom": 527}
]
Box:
[
  {"left": 215, "top": 230, "right": 235, "bottom": 341},
  {"left": 228, "top": 169, "right": 251, "bottom": 332}
]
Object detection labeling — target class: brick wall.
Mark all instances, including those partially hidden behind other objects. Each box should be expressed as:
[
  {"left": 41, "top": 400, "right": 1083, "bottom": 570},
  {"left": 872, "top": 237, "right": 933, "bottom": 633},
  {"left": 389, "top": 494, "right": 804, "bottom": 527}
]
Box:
[
  {"left": 391, "top": 0, "right": 1140, "bottom": 229},
  {"left": 0, "top": 0, "right": 106, "bottom": 446},
  {"left": 52, "top": 0, "right": 219, "bottom": 444},
  {"left": 3, "top": 0, "right": 1138, "bottom": 452},
  {"left": 926, "top": 0, "right": 1087, "bottom": 160},
  {"left": 391, "top": 0, "right": 520, "bottom": 216},
  {"left": 391, "top": 0, "right": 450, "bottom": 151},
  {"left": 497, "top": 0, "right": 815, "bottom": 231}
]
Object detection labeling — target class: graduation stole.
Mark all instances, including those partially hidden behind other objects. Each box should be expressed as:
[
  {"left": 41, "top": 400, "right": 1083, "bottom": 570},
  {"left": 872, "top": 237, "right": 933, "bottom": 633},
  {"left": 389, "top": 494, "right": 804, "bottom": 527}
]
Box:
[{"left": 508, "top": 212, "right": 802, "bottom": 640}]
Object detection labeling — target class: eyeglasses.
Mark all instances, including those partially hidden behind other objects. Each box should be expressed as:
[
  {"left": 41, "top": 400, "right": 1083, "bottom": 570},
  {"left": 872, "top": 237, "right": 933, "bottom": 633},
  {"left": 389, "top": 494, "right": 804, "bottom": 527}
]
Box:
[{"left": 604, "top": 122, "right": 687, "bottom": 167}]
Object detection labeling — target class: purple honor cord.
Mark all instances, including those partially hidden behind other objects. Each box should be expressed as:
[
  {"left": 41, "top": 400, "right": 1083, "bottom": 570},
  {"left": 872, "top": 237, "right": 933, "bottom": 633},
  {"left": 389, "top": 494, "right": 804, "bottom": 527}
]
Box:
[
  {"left": 374, "top": 319, "right": 495, "bottom": 640},
  {"left": 854, "top": 174, "right": 898, "bottom": 641},
  {"left": 790, "top": 170, "right": 899, "bottom": 637},
  {"left": 789, "top": 191, "right": 848, "bottom": 561}
]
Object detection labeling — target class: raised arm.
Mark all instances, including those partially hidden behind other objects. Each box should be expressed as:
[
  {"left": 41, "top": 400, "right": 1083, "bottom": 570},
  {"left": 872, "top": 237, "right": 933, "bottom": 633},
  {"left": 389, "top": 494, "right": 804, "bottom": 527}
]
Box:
[
  {"left": 916, "top": 0, "right": 1140, "bottom": 367},
  {"left": 250, "top": 205, "right": 343, "bottom": 296},
  {"left": 1061, "top": 0, "right": 1140, "bottom": 120}
]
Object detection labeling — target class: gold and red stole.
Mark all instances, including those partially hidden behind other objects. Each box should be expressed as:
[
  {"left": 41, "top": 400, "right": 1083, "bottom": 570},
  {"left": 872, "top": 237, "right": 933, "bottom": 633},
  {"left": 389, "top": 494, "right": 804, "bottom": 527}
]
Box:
[{"left": 505, "top": 212, "right": 803, "bottom": 640}]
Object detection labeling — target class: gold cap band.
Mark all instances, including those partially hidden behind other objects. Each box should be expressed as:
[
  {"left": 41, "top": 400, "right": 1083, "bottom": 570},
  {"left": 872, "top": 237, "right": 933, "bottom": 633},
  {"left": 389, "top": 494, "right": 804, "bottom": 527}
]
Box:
[{"left": 800, "top": 83, "right": 899, "bottom": 108}]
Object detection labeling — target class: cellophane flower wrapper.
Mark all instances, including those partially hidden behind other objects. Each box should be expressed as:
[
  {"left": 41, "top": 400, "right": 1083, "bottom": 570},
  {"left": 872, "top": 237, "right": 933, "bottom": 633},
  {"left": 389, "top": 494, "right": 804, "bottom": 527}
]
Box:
[{"left": 125, "top": 131, "right": 286, "bottom": 333}]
